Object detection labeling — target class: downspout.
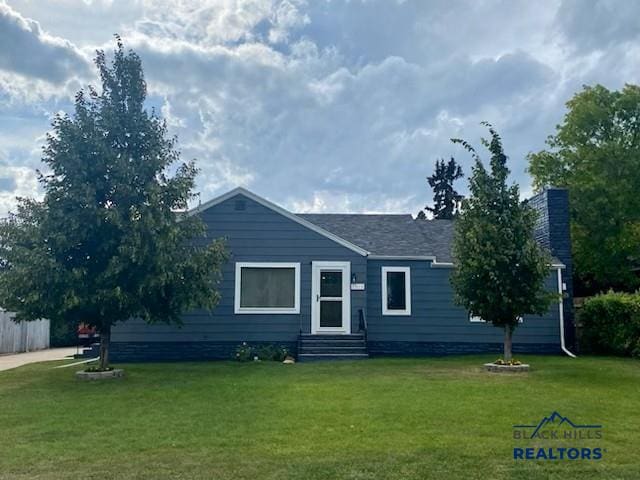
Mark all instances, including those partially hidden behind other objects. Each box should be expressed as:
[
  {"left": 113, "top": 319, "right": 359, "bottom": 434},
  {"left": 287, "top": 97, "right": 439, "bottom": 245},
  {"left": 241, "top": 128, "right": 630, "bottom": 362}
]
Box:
[{"left": 556, "top": 267, "right": 577, "bottom": 358}]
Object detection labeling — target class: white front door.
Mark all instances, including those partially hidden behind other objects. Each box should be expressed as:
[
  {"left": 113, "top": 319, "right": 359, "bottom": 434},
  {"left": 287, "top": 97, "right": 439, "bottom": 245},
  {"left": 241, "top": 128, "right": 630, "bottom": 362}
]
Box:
[{"left": 311, "top": 261, "right": 351, "bottom": 334}]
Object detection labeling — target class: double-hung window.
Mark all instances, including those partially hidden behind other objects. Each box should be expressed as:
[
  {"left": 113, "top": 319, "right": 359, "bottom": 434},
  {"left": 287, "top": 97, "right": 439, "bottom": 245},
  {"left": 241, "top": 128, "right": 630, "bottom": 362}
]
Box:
[
  {"left": 234, "top": 262, "right": 300, "bottom": 314},
  {"left": 381, "top": 266, "right": 411, "bottom": 315}
]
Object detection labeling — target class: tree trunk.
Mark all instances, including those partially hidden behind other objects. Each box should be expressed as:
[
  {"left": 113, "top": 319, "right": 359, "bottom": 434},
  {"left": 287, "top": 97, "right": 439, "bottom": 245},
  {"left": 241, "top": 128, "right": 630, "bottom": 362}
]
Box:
[
  {"left": 99, "top": 325, "right": 111, "bottom": 371},
  {"left": 504, "top": 326, "right": 513, "bottom": 362}
]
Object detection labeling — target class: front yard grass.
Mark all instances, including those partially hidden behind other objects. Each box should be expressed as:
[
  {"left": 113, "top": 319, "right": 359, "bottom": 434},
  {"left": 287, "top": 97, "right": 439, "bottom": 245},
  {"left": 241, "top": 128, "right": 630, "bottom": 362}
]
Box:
[{"left": 0, "top": 355, "right": 638, "bottom": 479}]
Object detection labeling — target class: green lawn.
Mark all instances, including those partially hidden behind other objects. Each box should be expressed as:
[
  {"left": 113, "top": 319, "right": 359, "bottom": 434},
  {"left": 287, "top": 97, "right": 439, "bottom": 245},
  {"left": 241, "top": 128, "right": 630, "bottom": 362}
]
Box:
[{"left": 0, "top": 355, "right": 638, "bottom": 480}]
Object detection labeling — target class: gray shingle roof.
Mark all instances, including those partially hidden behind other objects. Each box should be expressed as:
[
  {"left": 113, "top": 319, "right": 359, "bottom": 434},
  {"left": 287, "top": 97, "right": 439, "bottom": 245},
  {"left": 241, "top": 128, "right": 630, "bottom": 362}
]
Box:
[
  {"left": 299, "top": 214, "right": 563, "bottom": 266},
  {"left": 413, "top": 219, "right": 455, "bottom": 262},
  {"left": 298, "top": 213, "right": 454, "bottom": 262}
]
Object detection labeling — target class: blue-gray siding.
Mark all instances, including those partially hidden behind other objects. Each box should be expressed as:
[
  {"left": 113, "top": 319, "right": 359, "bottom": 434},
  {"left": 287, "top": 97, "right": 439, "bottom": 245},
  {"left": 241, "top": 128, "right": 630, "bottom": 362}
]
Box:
[
  {"left": 111, "top": 191, "right": 566, "bottom": 361},
  {"left": 366, "top": 259, "right": 561, "bottom": 354},
  {"left": 111, "top": 193, "right": 366, "bottom": 359}
]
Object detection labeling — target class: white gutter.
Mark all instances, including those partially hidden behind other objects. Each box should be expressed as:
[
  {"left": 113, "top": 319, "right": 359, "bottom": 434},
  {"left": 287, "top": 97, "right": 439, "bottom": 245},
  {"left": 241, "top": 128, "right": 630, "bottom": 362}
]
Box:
[
  {"left": 368, "top": 255, "right": 436, "bottom": 261},
  {"left": 431, "top": 261, "right": 454, "bottom": 268},
  {"left": 556, "top": 267, "right": 577, "bottom": 358},
  {"left": 367, "top": 255, "right": 456, "bottom": 268}
]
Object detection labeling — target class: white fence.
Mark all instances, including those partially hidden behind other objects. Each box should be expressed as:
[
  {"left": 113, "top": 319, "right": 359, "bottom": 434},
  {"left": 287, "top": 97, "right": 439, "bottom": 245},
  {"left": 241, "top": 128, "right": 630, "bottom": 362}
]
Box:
[{"left": 0, "top": 311, "right": 50, "bottom": 354}]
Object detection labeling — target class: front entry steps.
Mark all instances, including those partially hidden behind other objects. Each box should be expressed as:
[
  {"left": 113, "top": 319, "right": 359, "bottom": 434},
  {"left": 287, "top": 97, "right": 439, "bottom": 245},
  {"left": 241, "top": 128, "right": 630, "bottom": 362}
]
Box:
[{"left": 297, "top": 334, "right": 369, "bottom": 362}]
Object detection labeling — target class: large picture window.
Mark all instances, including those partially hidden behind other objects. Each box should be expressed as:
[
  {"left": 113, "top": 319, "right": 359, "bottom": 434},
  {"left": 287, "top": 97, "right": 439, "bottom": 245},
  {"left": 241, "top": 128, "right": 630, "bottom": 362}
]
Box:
[
  {"left": 382, "top": 266, "right": 411, "bottom": 315},
  {"left": 234, "top": 262, "right": 300, "bottom": 314}
]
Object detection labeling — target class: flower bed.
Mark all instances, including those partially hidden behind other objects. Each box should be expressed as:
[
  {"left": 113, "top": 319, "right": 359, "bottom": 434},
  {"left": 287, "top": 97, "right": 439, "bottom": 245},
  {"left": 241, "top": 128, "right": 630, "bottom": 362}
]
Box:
[
  {"left": 484, "top": 362, "right": 529, "bottom": 373},
  {"left": 75, "top": 369, "right": 124, "bottom": 380}
]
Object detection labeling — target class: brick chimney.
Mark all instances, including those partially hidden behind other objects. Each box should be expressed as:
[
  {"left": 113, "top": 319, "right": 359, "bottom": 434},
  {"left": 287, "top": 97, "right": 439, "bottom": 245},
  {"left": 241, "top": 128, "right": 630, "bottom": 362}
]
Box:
[{"left": 529, "top": 188, "right": 575, "bottom": 349}]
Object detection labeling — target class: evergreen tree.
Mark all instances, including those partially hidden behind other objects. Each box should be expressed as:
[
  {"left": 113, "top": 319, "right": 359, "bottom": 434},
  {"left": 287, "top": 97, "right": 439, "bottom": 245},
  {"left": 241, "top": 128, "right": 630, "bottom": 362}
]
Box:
[
  {"left": 0, "top": 38, "right": 227, "bottom": 370},
  {"left": 451, "top": 124, "right": 554, "bottom": 362},
  {"left": 423, "top": 157, "right": 464, "bottom": 219}
]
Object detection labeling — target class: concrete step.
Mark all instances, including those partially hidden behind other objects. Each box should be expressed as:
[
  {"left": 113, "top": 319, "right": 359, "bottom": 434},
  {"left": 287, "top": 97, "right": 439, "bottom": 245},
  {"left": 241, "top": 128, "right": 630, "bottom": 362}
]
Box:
[
  {"left": 299, "top": 340, "right": 366, "bottom": 348},
  {"left": 299, "top": 346, "right": 368, "bottom": 355},
  {"left": 299, "top": 334, "right": 364, "bottom": 341},
  {"left": 298, "top": 353, "right": 369, "bottom": 362},
  {"left": 297, "top": 333, "right": 368, "bottom": 361}
]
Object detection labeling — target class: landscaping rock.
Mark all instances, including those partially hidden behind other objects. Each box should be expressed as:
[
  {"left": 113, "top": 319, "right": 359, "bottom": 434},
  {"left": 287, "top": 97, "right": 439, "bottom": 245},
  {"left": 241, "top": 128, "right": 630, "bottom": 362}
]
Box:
[
  {"left": 484, "top": 362, "right": 529, "bottom": 373},
  {"left": 283, "top": 356, "right": 295, "bottom": 364},
  {"left": 75, "top": 369, "right": 124, "bottom": 380}
]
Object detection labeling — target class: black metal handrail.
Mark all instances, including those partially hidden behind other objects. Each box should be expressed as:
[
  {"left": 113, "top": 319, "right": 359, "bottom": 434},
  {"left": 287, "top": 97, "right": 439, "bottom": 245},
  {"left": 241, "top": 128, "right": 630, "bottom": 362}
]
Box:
[{"left": 358, "top": 308, "right": 367, "bottom": 343}]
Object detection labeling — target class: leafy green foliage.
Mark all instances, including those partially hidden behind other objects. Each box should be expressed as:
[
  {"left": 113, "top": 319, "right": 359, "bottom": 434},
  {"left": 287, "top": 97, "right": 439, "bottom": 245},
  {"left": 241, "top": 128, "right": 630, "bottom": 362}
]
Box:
[
  {"left": 422, "top": 157, "right": 464, "bottom": 220},
  {"left": 493, "top": 358, "right": 522, "bottom": 366},
  {"left": 234, "top": 342, "right": 290, "bottom": 362},
  {"left": 235, "top": 342, "right": 254, "bottom": 362},
  {"left": 84, "top": 365, "right": 115, "bottom": 373},
  {"left": 451, "top": 124, "right": 554, "bottom": 359},
  {"left": 49, "top": 317, "right": 81, "bottom": 347},
  {"left": 528, "top": 84, "right": 640, "bottom": 293},
  {"left": 256, "top": 344, "right": 290, "bottom": 362},
  {"left": 579, "top": 291, "right": 640, "bottom": 357},
  {"left": 0, "top": 38, "right": 227, "bottom": 367}
]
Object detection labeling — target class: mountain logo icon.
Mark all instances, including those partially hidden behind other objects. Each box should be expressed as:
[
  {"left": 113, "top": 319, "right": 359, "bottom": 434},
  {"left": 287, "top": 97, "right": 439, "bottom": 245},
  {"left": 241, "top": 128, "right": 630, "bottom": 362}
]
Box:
[{"left": 513, "top": 411, "right": 602, "bottom": 437}]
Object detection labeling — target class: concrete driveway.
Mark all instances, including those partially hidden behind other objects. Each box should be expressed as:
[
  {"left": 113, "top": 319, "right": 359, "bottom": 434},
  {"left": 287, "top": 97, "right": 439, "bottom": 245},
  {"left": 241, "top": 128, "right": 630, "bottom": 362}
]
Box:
[{"left": 0, "top": 347, "right": 77, "bottom": 372}]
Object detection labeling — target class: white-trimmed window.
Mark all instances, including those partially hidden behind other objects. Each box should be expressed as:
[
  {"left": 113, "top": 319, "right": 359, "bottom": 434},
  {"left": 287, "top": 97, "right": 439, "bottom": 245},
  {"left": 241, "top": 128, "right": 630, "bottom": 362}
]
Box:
[
  {"left": 469, "top": 314, "right": 523, "bottom": 323},
  {"left": 382, "top": 266, "right": 411, "bottom": 315},
  {"left": 234, "top": 262, "right": 300, "bottom": 314}
]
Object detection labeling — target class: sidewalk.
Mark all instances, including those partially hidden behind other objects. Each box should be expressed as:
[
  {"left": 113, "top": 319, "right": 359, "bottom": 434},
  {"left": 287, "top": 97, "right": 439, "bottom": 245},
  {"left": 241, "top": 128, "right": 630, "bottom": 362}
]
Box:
[{"left": 0, "top": 347, "right": 77, "bottom": 372}]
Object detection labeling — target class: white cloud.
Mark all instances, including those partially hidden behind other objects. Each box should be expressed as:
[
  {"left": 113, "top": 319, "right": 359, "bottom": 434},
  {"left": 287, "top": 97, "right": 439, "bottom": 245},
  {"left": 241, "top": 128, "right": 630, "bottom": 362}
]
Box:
[
  {"left": 0, "top": 2, "right": 90, "bottom": 83},
  {"left": 0, "top": 164, "right": 40, "bottom": 215},
  {"left": 0, "top": 0, "right": 637, "bottom": 216},
  {"left": 267, "top": 0, "right": 309, "bottom": 44}
]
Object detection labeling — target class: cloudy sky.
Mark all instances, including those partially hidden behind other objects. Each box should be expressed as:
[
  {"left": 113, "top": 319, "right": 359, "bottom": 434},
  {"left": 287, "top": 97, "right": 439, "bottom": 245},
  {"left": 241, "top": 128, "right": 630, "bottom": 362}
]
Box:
[{"left": 0, "top": 0, "right": 638, "bottom": 216}]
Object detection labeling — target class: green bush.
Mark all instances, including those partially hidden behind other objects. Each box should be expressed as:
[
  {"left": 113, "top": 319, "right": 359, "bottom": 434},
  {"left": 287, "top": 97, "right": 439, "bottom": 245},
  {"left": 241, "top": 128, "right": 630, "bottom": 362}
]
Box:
[
  {"left": 579, "top": 291, "right": 640, "bottom": 357},
  {"left": 256, "top": 344, "right": 289, "bottom": 362},
  {"left": 234, "top": 343, "right": 290, "bottom": 362},
  {"left": 234, "top": 342, "right": 254, "bottom": 362}
]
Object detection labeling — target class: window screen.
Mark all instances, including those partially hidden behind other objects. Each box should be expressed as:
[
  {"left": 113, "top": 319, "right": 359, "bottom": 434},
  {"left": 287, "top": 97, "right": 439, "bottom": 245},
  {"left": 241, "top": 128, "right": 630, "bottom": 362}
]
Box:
[
  {"left": 240, "top": 267, "right": 296, "bottom": 308},
  {"left": 386, "top": 271, "right": 407, "bottom": 310}
]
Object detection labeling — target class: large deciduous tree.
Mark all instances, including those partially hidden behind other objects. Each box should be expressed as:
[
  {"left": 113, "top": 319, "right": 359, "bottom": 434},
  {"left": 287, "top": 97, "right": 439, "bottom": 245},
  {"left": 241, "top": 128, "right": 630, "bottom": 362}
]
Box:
[
  {"left": 420, "top": 157, "right": 464, "bottom": 220},
  {"left": 0, "top": 38, "right": 227, "bottom": 370},
  {"left": 451, "top": 124, "right": 554, "bottom": 362},
  {"left": 528, "top": 84, "right": 640, "bottom": 293}
]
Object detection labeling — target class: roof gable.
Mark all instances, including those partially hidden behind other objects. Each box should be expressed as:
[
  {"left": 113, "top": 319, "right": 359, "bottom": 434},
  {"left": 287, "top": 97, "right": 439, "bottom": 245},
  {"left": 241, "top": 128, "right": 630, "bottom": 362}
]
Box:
[{"left": 189, "top": 187, "right": 369, "bottom": 256}]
